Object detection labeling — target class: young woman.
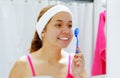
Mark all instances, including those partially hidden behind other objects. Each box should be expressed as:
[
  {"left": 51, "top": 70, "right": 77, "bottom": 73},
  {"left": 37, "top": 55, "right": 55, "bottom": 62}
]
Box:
[{"left": 9, "top": 4, "right": 86, "bottom": 78}]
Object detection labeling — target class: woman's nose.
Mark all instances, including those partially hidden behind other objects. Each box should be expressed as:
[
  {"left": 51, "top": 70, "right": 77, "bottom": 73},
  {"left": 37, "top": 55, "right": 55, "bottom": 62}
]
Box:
[{"left": 62, "top": 27, "right": 71, "bottom": 34}]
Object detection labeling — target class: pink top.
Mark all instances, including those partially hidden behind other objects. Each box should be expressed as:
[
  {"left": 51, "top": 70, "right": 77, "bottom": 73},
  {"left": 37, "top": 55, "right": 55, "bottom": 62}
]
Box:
[
  {"left": 27, "top": 54, "right": 74, "bottom": 78},
  {"left": 91, "top": 10, "right": 106, "bottom": 76}
]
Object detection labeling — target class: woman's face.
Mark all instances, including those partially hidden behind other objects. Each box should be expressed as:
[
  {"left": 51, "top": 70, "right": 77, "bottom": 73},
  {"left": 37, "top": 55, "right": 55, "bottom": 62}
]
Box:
[{"left": 42, "top": 12, "right": 73, "bottom": 48}]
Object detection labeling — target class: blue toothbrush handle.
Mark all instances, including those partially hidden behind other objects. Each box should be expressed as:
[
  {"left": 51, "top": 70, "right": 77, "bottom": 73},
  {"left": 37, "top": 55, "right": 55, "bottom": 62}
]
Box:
[
  {"left": 76, "top": 48, "right": 79, "bottom": 54},
  {"left": 76, "top": 37, "right": 79, "bottom": 54}
]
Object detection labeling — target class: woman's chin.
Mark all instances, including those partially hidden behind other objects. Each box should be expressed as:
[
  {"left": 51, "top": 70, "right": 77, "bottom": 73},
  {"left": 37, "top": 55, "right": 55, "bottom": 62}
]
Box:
[{"left": 59, "top": 44, "right": 69, "bottom": 48}]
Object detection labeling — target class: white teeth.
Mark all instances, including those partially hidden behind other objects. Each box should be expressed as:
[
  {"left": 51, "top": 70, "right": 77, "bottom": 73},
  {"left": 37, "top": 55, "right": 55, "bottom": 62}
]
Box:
[{"left": 59, "top": 37, "right": 68, "bottom": 40}]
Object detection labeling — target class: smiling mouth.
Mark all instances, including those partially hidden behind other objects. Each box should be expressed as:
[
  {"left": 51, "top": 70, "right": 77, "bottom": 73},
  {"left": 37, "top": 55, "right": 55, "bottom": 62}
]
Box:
[{"left": 58, "top": 37, "right": 69, "bottom": 40}]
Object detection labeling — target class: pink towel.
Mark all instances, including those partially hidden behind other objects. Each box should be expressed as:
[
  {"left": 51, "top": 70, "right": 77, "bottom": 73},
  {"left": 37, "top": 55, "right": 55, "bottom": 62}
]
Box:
[{"left": 91, "top": 10, "right": 106, "bottom": 76}]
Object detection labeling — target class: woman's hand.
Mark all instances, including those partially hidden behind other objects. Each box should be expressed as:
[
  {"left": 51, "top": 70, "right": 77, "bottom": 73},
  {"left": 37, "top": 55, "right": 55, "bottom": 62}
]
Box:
[{"left": 71, "top": 47, "right": 86, "bottom": 78}]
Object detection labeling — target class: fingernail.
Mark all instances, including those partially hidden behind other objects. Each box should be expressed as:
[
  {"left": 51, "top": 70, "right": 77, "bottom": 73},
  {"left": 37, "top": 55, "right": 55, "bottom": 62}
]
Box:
[
  {"left": 74, "top": 55, "right": 78, "bottom": 58},
  {"left": 76, "top": 56, "right": 78, "bottom": 58}
]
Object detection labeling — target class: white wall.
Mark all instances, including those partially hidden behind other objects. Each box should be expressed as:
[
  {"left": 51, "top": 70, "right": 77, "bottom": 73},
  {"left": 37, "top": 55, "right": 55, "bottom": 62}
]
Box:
[{"left": 107, "top": 0, "right": 120, "bottom": 78}]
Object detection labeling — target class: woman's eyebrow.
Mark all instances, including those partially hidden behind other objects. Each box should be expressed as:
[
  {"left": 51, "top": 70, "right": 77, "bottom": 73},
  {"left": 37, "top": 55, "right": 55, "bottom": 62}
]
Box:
[
  {"left": 56, "top": 19, "right": 63, "bottom": 22},
  {"left": 56, "top": 19, "right": 72, "bottom": 23}
]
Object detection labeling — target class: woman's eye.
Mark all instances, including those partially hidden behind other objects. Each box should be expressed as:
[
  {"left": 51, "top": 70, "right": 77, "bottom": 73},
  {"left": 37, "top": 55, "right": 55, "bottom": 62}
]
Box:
[
  {"left": 56, "top": 24, "right": 62, "bottom": 27},
  {"left": 68, "top": 25, "right": 72, "bottom": 28}
]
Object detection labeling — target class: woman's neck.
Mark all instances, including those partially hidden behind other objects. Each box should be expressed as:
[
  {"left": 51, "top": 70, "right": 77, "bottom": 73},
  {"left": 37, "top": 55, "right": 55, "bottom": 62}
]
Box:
[{"left": 38, "top": 45, "right": 62, "bottom": 63}]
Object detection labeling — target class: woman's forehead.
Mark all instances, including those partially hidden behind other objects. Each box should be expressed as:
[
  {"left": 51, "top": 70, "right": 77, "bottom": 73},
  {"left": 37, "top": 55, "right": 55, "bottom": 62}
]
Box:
[{"left": 50, "top": 12, "right": 72, "bottom": 22}]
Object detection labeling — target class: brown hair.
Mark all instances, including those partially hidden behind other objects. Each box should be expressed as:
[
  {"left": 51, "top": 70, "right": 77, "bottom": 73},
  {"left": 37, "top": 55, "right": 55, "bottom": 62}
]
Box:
[{"left": 30, "top": 5, "right": 54, "bottom": 53}]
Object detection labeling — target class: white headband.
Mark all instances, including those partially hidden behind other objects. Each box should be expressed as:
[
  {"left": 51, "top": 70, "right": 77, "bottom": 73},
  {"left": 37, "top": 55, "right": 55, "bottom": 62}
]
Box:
[{"left": 36, "top": 5, "right": 72, "bottom": 39}]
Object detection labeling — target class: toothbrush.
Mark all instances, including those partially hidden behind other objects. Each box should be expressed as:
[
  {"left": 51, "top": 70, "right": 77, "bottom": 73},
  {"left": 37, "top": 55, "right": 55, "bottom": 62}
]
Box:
[{"left": 74, "top": 28, "right": 79, "bottom": 54}]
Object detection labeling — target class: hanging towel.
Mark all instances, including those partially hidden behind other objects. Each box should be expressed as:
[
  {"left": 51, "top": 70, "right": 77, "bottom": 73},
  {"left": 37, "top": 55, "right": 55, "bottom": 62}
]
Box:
[{"left": 91, "top": 10, "right": 106, "bottom": 76}]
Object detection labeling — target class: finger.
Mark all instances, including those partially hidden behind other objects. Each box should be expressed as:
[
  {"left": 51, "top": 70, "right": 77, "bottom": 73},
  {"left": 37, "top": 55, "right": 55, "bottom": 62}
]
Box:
[
  {"left": 72, "top": 57, "right": 85, "bottom": 67},
  {"left": 74, "top": 53, "right": 84, "bottom": 59},
  {"left": 73, "top": 57, "right": 85, "bottom": 64},
  {"left": 73, "top": 53, "right": 85, "bottom": 64},
  {"left": 76, "top": 61, "right": 85, "bottom": 67}
]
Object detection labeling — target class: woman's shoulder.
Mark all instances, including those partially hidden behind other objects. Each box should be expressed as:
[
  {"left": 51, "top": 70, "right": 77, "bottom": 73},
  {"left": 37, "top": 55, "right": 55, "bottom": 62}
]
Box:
[
  {"left": 14, "top": 55, "right": 28, "bottom": 64},
  {"left": 9, "top": 55, "right": 28, "bottom": 78},
  {"left": 13, "top": 55, "right": 28, "bottom": 70}
]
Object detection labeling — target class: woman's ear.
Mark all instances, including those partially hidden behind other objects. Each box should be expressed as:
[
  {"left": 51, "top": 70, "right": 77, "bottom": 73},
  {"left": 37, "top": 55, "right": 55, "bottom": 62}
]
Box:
[
  {"left": 41, "top": 26, "right": 47, "bottom": 38},
  {"left": 41, "top": 32, "right": 45, "bottom": 38}
]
